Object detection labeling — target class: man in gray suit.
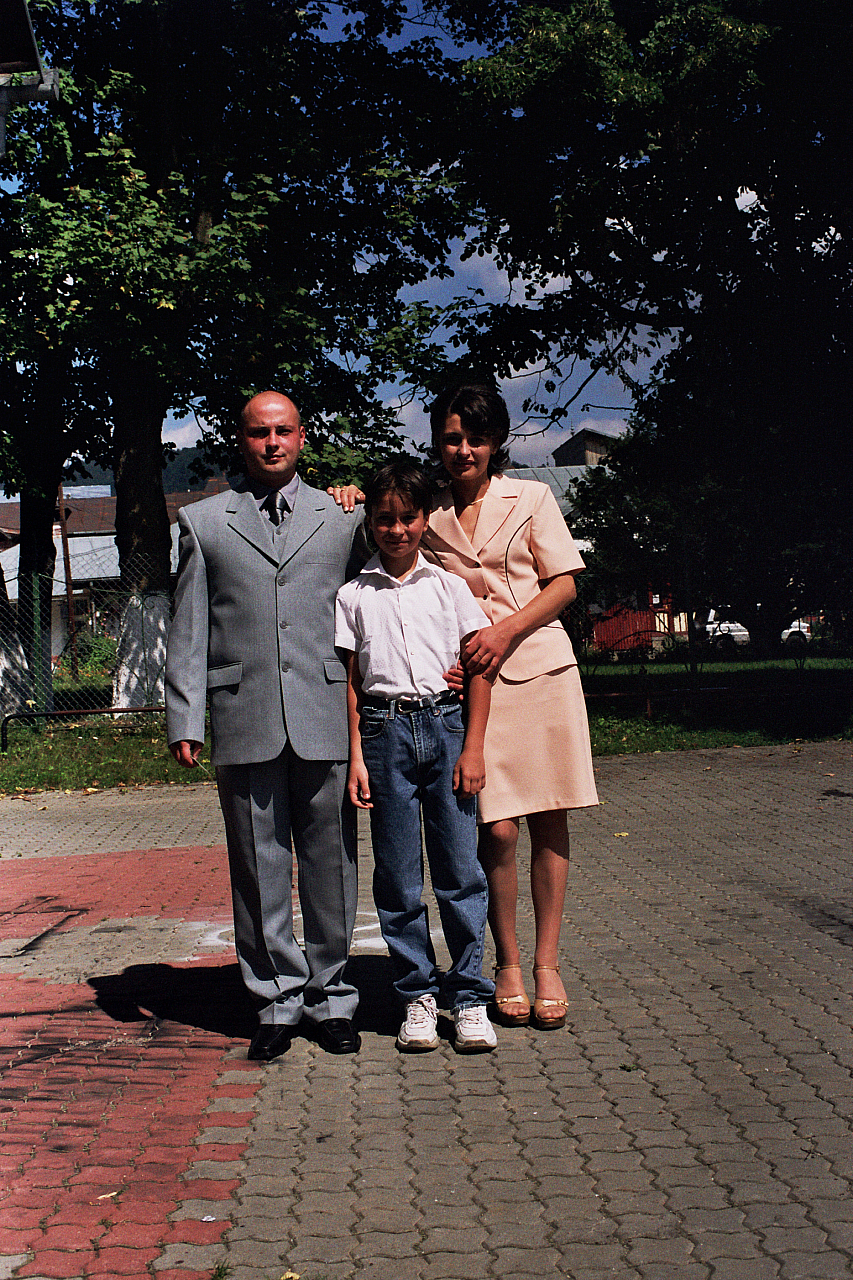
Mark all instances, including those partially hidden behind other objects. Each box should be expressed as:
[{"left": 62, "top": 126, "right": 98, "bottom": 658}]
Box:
[{"left": 166, "top": 391, "right": 368, "bottom": 1060}]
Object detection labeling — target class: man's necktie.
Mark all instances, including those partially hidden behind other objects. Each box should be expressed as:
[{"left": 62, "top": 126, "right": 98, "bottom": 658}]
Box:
[{"left": 264, "top": 490, "right": 287, "bottom": 527}]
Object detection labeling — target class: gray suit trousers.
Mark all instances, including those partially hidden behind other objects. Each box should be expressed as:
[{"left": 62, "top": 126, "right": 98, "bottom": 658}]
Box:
[{"left": 216, "top": 746, "right": 358, "bottom": 1025}]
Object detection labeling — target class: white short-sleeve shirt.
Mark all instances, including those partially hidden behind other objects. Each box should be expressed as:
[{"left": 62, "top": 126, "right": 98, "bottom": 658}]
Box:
[{"left": 335, "top": 552, "right": 489, "bottom": 698}]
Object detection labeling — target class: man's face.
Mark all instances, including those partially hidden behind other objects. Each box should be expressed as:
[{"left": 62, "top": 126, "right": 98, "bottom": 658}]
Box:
[{"left": 237, "top": 394, "right": 306, "bottom": 488}]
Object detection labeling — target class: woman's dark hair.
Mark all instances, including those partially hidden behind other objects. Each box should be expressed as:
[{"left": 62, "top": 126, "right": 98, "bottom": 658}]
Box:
[
  {"left": 427, "top": 383, "right": 511, "bottom": 476},
  {"left": 363, "top": 456, "right": 433, "bottom": 519}
]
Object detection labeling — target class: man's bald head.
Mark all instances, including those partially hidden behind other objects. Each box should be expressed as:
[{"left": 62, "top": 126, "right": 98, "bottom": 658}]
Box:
[
  {"left": 237, "top": 391, "right": 306, "bottom": 489},
  {"left": 240, "top": 391, "right": 301, "bottom": 431}
]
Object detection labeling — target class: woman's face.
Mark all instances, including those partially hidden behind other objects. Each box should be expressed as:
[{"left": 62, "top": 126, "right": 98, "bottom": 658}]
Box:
[{"left": 438, "top": 415, "right": 497, "bottom": 487}]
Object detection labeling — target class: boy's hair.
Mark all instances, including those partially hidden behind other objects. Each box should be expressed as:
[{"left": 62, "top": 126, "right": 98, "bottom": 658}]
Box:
[
  {"left": 364, "top": 457, "right": 432, "bottom": 519},
  {"left": 427, "top": 383, "right": 511, "bottom": 476}
]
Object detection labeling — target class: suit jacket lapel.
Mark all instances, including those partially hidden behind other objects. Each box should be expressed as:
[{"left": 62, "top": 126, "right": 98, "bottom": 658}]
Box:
[
  {"left": 428, "top": 488, "right": 480, "bottom": 565},
  {"left": 226, "top": 488, "right": 278, "bottom": 565},
  {"left": 473, "top": 474, "right": 519, "bottom": 555},
  {"left": 278, "top": 483, "right": 325, "bottom": 566}
]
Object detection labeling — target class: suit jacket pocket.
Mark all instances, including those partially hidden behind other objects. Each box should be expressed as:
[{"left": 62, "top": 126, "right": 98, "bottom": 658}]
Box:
[
  {"left": 323, "top": 657, "right": 347, "bottom": 683},
  {"left": 207, "top": 662, "right": 243, "bottom": 689}
]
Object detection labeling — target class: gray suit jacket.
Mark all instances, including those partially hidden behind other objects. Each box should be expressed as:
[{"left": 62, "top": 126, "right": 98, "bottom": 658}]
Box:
[{"left": 165, "top": 478, "right": 368, "bottom": 766}]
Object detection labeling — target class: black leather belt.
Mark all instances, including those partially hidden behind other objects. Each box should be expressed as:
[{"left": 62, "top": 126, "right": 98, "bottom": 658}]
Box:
[{"left": 362, "top": 691, "right": 460, "bottom": 714}]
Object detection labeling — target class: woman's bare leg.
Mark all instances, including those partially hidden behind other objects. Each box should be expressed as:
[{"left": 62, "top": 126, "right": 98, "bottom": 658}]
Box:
[
  {"left": 478, "top": 818, "right": 527, "bottom": 1005},
  {"left": 528, "top": 809, "right": 570, "bottom": 1006}
]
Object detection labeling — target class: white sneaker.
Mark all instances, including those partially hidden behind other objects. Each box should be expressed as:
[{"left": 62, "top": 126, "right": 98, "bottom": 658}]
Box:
[
  {"left": 397, "top": 995, "right": 439, "bottom": 1052},
  {"left": 453, "top": 1003, "right": 497, "bottom": 1053}
]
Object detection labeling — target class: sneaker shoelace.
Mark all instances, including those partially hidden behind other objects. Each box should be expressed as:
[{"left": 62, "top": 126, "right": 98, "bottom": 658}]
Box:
[
  {"left": 408, "top": 998, "right": 435, "bottom": 1029},
  {"left": 457, "top": 1006, "right": 486, "bottom": 1033}
]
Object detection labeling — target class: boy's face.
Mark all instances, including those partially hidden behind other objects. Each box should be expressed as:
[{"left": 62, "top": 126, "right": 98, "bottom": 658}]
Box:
[{"left": 368, "top": 490, "right": 429, "bottom": 572}]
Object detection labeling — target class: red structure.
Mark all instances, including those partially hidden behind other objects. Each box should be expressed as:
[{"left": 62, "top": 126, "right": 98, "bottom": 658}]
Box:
[{"left": 590, "top": 588, "right": 688, "bottom": 656}]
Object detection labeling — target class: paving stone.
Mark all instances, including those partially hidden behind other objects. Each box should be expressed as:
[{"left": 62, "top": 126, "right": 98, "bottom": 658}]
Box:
[
  {"left": 420, "top": 1252, "right": 495, "bottom": 1279},
  {"left": 628, "top": 1236, "right": 698, "bottom": 1264},
  {"left": 151, "top": 1243, "right": 224, "bottom": 1271},
  {"left": 489, "top": 1246, "right": 562, "bottom": 1274},
  {"left": 5, "top": 744, "right": 853, "bottom": 1280},
  {"left": 705, "top": 1264, "right": 781, "bottom": 1280},
  {"left": 776, "top": 1253, "right": 853, "bottom": 1279},
  {"left": 759, "top": 1226, "right": 829, "bottom": 1253},
  {"left": 355, "top": 1260, "right": 424, "bottom": 1280}
]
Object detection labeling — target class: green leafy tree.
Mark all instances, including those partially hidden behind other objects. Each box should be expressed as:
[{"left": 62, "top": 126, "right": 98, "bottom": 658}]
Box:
[
  {"left": 1, "top": 0, "right": 471, "bottom": 704},
  {"left": 420, "top": 0, "right": 853, "bottom": 630}
]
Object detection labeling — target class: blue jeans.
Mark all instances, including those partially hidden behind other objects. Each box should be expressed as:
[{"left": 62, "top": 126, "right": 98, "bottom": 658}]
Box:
[{"left": 360, "top": 698, "right": 494, "bottom": 1009}]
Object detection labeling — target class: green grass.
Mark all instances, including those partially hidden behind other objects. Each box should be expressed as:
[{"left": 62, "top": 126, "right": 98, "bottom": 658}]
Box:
[
  {"left": 0, "top": 716, "right": 214, "bottom": 795},
  {"left": 580, "top": 652, "right": 853, "bottom": 692},
  {"left": 589, "top": 710, "right": 788, "bottom": 755},
  {"left": 1, "top": 659, "right": 850, "bottom": 793},
  {"left": 585, "top": 658, "right": 853, "bottom": 754}
]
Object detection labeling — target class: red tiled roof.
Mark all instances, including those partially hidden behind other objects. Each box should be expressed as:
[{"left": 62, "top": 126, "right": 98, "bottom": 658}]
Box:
[{"left": 0, "top": 477, "right": 231, "bottom": 537}]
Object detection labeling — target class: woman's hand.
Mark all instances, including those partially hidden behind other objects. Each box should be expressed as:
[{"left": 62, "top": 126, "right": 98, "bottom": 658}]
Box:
[
  {"left": 442, "top": 660, "right": 465, "bottom": 695},
  {"left": 461, "top": 620, "right": 516, "bottom": 680},
  {"left": 327, "top": 484, "right": 365, "bottom": 512}
]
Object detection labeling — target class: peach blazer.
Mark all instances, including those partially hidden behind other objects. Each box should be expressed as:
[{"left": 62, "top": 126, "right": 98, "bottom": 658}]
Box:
[{"left": 422, "top": 474, "right": 585, "bottom": 683}]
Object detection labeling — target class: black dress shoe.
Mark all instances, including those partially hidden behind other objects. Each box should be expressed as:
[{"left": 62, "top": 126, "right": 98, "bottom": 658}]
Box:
[
  {"left": 313, "top": 1018, "right": 361, "bottom": 1055},
  {"left": 248, "top": 1025, "right": 294, "bottom": 1061}
]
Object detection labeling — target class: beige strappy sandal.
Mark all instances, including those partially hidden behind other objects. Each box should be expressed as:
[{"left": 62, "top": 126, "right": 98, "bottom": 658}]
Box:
[
  {"left": 492, "top": 963, "right": 531, "bottom": 1027},
  {"left": 531, "top": 964, "right": 569, "bottom": 1030}
]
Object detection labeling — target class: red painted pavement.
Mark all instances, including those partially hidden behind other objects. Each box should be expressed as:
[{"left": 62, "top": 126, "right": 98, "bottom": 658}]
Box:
[{"left": 0, "top": 846, "right": 264, "bottom": 1279}]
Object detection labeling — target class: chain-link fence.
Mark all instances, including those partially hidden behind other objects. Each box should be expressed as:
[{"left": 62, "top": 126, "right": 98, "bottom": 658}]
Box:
[{"left": 0, "top": 541, "right": 170, "bottom": 724}]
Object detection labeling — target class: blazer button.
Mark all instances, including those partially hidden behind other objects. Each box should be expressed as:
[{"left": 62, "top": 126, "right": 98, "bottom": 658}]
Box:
[
  {"left": 280, "top": 662, "right": 290, "bottom": 673},
  {"left": 279, "top": 621, "right": 288, "bottom": 630},
  {"left": 277, "top": 575, "right": 286, "bottom": 587}
]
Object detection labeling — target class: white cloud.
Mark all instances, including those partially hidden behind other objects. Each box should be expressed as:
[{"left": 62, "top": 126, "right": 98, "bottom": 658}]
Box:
[{"left": 164, "top": 414, "right": 205, "bottom": 449}]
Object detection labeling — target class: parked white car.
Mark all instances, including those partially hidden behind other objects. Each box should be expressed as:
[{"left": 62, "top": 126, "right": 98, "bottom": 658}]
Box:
[
  {"left": 702, "top": 610, "right": 750, "bottom": 650},
  {"left": 700, "top": 611, "right": 814, "bottom": 650},
  {"left": 781, "top": 620, "right": 811, "bottom": 647}
]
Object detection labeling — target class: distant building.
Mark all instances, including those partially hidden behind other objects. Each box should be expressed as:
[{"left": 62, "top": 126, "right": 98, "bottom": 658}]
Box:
[
  {"left": 0, "top": 479, "right": 229, "bottom": 659},
  {"left": 552, "top": 427, "right": 618, "bottom": 468}
]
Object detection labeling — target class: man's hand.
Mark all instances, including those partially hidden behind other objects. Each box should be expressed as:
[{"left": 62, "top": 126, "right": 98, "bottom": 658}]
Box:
[
  {"left": 347, "top": 760, "right": 373, "bottom": 809},
  {"left": 328, "top": 484, "right": 365, "bottom": 512},
  {"left": 170, "top": 740, "right": 203, "bottom": 768},
  {"left": 453, "top": 747, "right": 486, "bottom": 798}
]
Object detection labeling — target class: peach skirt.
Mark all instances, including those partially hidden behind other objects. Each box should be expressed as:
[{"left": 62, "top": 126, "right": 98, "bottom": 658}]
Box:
[{"left": 478, "top": 664, "right": 599, "bottom": 825}]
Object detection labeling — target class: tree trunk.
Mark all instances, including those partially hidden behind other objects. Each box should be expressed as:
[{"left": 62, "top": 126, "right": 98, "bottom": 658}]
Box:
[
  {"left": 13, "top": 356, "right": 69, "bottom": 716},
  {"left": 110, "top": 363, "right": 174, "bottom": 707},
  {"left": 16, "top": 485, "right": 59, "bottom": 715},
  {"left": 0, "top": 562, "right": 32, "bottom": 719}
]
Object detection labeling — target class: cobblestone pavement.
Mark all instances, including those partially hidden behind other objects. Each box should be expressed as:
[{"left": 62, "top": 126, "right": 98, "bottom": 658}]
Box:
[{"left": 0, "top": 740, "right": 851, "bottom": 1280}]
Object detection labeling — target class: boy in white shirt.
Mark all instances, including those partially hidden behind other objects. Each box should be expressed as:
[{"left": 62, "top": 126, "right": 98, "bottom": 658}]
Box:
[{"left": 335, "top": 459, "right": 497, "bottom": 1052}]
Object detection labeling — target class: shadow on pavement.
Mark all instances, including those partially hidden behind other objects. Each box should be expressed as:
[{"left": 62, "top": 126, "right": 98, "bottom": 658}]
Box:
[
  {"left": 88, "top": 953, "right": 401, "bottom": 1040},
  {"left": 89, "top": 963, "right": 256, "bottom": 1039}
]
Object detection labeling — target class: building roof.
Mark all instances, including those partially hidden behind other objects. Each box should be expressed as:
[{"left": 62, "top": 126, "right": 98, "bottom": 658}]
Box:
[
  {"left": 0, "top": 477, "right": 230, "bottom": 538},
  {"left": 0, "top": 529, "right": 184, "bottom": 603}
]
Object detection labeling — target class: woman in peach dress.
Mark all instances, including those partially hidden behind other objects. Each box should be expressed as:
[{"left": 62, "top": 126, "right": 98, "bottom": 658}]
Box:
[{"left": 421, "top": 385, "right": 598, "bottom": 1028}]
